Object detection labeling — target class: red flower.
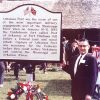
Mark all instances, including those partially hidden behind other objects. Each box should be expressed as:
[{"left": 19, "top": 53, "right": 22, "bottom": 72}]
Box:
[
  {"left": 45, "top": 95, "right": 48, "bottom": 100},
  {"left": 7, "top": 82, "right": 48, "bottom": 100},
  {"left": 31, "top": 7, "right": 36, "bottom": 15},
  {"left": 7, "top": 91, "right": 13, "bottom": 96}
]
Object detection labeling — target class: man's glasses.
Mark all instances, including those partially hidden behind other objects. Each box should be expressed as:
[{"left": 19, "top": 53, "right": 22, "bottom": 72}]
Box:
[{"left": 79, "top": 45, "right": 88, "bottom": 47}]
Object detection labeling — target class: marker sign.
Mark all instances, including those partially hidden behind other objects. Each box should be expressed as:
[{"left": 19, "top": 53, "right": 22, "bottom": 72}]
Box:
[{"left": 0, "top": 4, "right": 62, "bottom": 61}]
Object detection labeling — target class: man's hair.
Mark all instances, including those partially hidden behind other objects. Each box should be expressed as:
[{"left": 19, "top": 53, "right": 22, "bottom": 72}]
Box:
[
  {"left": 72, "top": 40, "right": 78, "bottom": 44},
  {"left": 62, "top": 36, "right": 66, "bottom": 41},
  {"left": 79, "top": 38, "right": 89, "bottom": 44}
]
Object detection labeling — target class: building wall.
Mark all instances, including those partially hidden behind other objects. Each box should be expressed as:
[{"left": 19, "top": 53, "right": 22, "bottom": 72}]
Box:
[{"left": 0, "top": 0, "right": 100, "bottom": 29}]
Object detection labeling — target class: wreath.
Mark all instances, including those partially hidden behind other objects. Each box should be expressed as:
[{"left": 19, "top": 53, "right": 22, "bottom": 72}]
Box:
[{"left": 7, "top": 82, "right": 48, "bottom": 100}]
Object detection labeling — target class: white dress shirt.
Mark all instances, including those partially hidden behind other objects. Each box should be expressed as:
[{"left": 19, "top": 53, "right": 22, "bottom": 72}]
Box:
[{"left": 74, "top": 54, "right": 86, "bottom": 75}]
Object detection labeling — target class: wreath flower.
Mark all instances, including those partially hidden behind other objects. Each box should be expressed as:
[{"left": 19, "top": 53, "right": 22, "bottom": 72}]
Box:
[{"left": 7, "top": 82, "right": 48, "bottom": 100}]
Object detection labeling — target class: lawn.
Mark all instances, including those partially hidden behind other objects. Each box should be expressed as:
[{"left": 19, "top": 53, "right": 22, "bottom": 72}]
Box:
[{"left": 0, "top": 67, "right": 72, "bottom": 100}]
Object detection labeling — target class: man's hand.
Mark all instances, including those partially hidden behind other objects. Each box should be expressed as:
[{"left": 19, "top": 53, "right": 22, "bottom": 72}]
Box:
[
  {"left": 60, "top": 63, "right": 66, "bottom": 69},
  {"left": 85, "top": 95, "right": 92, "bottom": 100}
]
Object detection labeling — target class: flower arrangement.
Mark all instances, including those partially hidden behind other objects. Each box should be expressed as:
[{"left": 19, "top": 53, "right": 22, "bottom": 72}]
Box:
[{"left": 7, "top": 82, "right": 48, "bottom": 100}]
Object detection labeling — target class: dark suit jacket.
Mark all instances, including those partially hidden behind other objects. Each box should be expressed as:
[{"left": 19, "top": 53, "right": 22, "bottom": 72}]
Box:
[
  {"left": 64, "top": 53, "right": 98, "bottom": 100},
  {"left": 0, "top": 61, "right": 5, "bottom": 73},
  {"left": 65, "top": 46, "right": 79, "bottom": 63}
]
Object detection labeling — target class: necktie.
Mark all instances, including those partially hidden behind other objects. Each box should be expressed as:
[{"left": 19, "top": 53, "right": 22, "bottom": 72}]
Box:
[
  {"left": 74, "top": 55, "right": 82, "bottom": 75},
  {"left": 77, "top": 55, "right": 82, "bottom": 66}
]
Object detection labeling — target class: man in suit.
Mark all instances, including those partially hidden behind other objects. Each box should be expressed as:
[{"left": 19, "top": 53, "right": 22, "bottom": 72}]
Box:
[
  {"left": 0, "top": 60, "right": 6, "bottom": 87},
  {"left": 13, "top": 61, "right": 21, "bottom": 80},
  {"left": 24, "top": 62, "right": 36, "bottom": 83},
  {"left": 65, "top": 40, "right": 79, "bottom": 66},
  {"left": 63, "top": 39, "right": 98, "bottom": 100}
]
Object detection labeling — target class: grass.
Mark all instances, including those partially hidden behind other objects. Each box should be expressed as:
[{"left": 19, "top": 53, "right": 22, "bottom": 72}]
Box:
[{"left": 0, "top": 67, "right": 72, "bottom": 100}]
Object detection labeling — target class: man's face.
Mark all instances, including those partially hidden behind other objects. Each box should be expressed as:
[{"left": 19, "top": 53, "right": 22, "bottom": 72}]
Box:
[
  {"left": 78, "top": 41, "right": 90, "bottom": 55},
  {"left": 72, "top": 42, "right": 78, "bottom": 50}
]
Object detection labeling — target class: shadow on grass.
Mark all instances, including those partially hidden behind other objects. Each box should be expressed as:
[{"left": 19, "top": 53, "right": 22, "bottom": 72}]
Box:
[
  {"left": 5, "top": 76, "right": 26, "bottom": 81},
  {"left": 5, "top": 73, "right": 26, "bottom": 77},
  {"left": 5, "top": 70, "right": 26, "bottom": 82},
  {"left": 4, "top": 77, "right": 15, "bottom": 82},
  {"left": 38, "top": 79, "right": 71, "bottom": 96},
  {"left": 5, "top": 73, "right": 14, "bottom": 76},
  {"left": 5, "top": 75, "right": 26, "bottom": 82},
  {"left": 45, "top": 80, "right": 71, "bottom": 96}
]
